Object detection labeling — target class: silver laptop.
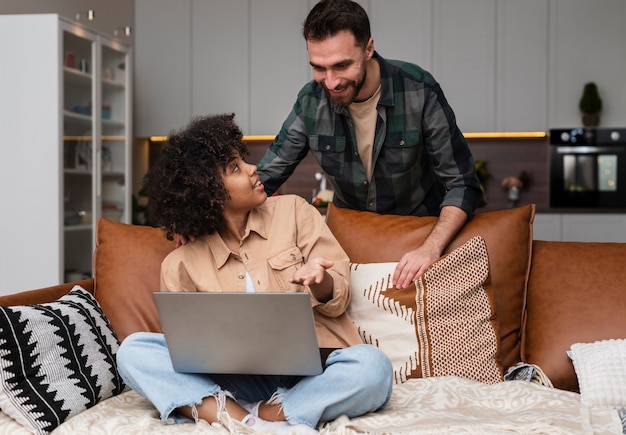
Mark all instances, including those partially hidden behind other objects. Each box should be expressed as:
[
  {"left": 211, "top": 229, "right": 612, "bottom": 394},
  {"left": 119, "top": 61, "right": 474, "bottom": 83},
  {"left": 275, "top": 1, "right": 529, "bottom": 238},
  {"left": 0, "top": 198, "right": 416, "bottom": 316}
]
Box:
[{"left": 153, "top": 292, "right": 323, "bottom": 376}]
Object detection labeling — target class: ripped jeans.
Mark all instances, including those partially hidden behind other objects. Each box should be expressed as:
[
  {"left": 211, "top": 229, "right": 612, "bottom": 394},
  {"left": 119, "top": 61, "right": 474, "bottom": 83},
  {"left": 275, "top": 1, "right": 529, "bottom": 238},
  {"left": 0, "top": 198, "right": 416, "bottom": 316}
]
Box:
[{"left": 116, "top": 332, "right": 393, "bottom": 428}]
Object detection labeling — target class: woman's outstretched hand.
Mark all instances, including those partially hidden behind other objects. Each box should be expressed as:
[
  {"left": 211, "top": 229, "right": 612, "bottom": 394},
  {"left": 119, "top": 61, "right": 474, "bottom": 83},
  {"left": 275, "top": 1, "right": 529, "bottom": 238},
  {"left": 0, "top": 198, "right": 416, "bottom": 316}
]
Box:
[{"left": 290, "top": 257, "right": 334, "bottom": 286}]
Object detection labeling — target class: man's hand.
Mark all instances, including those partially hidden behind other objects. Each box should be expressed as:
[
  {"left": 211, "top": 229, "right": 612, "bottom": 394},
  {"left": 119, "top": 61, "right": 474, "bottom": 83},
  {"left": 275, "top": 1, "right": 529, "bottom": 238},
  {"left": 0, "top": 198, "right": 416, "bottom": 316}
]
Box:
[
  {"left": 393, "top": 244, "right": 440, "bottom": 289},
  {"left": 175, "top": 234, "right": 196, "bottom": 248},
  {"left": 392, "top": 206, "right": 468, "bottom": 289}
]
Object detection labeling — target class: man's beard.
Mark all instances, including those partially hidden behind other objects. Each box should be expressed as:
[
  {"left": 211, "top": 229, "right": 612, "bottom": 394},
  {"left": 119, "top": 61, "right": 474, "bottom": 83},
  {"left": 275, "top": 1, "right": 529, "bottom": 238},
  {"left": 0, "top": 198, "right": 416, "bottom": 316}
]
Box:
[{"left": 323, "top": 66, "right": 367, "bottom": 107}]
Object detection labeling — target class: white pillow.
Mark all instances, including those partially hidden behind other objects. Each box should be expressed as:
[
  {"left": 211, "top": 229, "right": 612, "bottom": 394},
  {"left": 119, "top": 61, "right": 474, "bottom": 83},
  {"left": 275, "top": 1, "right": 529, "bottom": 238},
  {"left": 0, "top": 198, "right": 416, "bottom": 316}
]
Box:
[{"left": 568, "top": 338, "right": 626, "bottom": 407}]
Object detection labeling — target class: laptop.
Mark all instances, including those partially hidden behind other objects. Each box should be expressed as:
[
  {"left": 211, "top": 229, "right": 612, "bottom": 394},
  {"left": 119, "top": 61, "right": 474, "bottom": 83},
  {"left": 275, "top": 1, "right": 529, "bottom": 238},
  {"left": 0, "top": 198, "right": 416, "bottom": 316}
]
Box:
[{"left": 153, "top": 292, "right": 324, "bottom": 376}]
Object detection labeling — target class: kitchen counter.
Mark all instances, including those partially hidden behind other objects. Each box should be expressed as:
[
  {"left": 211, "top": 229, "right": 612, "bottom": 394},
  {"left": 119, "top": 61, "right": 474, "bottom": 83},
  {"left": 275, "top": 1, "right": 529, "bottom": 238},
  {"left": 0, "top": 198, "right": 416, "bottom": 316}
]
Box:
[{"left": 242, "top": 134, "right": 626, "bottom": 217}]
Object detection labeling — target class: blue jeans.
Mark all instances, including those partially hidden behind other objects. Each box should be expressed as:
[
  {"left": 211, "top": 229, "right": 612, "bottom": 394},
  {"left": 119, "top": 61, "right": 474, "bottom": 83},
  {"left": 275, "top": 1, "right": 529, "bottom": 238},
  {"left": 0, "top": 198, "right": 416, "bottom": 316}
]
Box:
[{"left": 116, "top": 332, "right": 392, "bottom": 428}]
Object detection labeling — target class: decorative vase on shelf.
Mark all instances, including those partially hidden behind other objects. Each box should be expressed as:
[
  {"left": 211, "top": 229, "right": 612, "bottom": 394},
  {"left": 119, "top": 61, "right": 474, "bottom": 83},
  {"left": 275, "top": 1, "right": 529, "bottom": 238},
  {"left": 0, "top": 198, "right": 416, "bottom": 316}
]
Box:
[{"left": 578, "top": 82, "right": 602, "bottom": 128}]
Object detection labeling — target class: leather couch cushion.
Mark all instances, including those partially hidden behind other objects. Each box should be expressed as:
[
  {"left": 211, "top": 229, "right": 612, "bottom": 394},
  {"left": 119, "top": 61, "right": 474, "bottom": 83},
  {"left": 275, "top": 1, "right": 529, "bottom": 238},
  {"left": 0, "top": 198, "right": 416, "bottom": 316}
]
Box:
[
  {"left": 524, "top": 241, "right": 626, "bottom": 392},
  {"left": 325, "top": 203, "right": 535, "bottom": 372},
  {"left": 94, "top": 219, "right": 175, "bottom": 341},
  {"left": 0, "top": 279, "right": 94, "bottom": 307}
]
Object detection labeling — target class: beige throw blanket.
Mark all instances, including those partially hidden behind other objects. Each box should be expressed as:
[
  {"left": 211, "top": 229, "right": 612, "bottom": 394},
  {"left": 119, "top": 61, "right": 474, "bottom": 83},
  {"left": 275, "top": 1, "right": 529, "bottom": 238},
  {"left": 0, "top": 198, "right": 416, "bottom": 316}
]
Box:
[{"left": 0, "top": 376, "right": 621, "bottom": 434}]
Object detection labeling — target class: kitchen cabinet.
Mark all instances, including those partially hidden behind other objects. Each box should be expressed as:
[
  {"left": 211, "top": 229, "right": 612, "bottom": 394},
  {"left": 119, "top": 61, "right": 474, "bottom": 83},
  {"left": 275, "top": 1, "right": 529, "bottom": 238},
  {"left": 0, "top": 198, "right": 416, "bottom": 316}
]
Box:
[
  {"left": 190, "top": 0, "right": 249, "bottom": 131},
  {"left": 135, "top": 0, "right": 308, "bottom": 137},
  {"left": 134, "top": 0, "right": 626, "bottom": 135},
  {"left": 0, "top": 14, "right": 132, "bottom": 295},
  {"left": 432, "top": 0, "right": 497, "bottom": 133},
  {"left": 247, "top": 0, "right": 310, "bottom": 134},
  {"left": 548, "top": 0, "right": 626, "bottom": 128},
  {"left": 134, "top": 0, "right": 190, "bottom": 136},
  {"left": 534, "top": 213, "right": 626, "bottom": 242},
  {"left": 370, "top": 1, "right": 432, "bottom": 69},
  {"left": 429, "top": 0, "right": 550, "bottom": 132}
]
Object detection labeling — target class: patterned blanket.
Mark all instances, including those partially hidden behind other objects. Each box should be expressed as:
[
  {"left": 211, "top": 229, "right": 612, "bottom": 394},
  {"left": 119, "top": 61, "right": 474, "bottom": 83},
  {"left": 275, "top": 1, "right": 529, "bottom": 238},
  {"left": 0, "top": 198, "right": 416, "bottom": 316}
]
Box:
[{"left": 0, "top": 376, "right": 621, "bottom": 434}]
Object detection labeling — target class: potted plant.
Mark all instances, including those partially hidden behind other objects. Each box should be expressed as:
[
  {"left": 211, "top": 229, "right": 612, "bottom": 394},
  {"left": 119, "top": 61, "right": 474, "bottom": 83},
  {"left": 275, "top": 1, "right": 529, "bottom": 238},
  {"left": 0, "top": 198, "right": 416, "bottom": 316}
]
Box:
[{"left": 578, "top": 82, "right": 602, "bottom": 127}]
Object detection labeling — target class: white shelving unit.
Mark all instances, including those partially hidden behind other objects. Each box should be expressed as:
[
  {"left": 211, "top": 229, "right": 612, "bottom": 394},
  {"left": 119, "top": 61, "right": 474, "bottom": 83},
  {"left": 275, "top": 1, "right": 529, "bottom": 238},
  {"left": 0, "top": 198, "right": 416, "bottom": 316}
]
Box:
[{"left": 0, "top": 14, "right": 132, "bottom": 295}]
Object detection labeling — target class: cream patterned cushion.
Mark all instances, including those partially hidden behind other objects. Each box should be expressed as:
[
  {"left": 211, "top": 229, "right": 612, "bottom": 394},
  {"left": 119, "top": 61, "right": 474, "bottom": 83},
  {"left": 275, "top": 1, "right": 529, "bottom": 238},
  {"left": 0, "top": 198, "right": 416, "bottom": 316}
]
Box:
[{"left": 348, "top": 235, "right": 502, "bottom": 384}]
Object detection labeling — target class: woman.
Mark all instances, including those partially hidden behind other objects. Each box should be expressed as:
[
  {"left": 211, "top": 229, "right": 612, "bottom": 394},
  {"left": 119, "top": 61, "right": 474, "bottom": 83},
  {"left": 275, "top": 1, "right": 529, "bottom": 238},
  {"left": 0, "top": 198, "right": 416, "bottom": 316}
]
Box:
[{"left": 116, "top": 114, "right": 393, "bottom": 434}]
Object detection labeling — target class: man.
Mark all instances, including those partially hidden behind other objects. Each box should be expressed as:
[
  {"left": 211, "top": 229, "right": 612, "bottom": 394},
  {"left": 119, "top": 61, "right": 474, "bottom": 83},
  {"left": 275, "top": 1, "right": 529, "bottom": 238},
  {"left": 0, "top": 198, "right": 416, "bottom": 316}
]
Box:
[{"left": 257, "top": 0, "right": 483, "bottom": 289}]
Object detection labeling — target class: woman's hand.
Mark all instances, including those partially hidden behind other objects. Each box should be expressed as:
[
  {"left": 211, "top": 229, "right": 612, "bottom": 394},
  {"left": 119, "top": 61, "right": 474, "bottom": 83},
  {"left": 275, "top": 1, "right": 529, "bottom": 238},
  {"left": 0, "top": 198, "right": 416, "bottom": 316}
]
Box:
[
  {"left": 290, "top": 257, "right": 333, "bottom": 286},
  {"left": 291, "top": 257, "right": 334, "bottom": 302}
]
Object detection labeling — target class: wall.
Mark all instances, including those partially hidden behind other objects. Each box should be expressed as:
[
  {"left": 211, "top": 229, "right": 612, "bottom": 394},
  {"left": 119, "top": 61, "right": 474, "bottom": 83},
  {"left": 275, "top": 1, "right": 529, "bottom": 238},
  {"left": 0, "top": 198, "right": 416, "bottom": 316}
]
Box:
[{"left": 134, "top": 0, "right": 626, "bottom": 136}]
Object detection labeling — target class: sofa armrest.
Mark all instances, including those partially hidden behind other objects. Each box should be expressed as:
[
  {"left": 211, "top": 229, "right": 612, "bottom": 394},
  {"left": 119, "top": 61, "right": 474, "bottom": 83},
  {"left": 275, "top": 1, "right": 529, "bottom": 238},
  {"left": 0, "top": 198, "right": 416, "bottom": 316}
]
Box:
[{"left": 0, "top": 278, "right": 94, "bottom": 306}]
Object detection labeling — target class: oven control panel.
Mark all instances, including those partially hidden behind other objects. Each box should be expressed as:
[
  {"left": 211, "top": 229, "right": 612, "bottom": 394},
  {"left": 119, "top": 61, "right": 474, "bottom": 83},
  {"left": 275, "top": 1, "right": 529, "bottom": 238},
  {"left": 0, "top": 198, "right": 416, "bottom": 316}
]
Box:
[{"left": 550, "top": 128, "right": 626, "bottom": 145}]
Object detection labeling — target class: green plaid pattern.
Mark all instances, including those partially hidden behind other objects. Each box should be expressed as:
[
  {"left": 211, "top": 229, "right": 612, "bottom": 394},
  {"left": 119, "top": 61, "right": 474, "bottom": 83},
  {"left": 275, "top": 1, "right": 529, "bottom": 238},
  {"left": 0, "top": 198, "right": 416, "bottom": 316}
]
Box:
[{"left": 257, "top": 52, "right": 481, "bottom": 217}]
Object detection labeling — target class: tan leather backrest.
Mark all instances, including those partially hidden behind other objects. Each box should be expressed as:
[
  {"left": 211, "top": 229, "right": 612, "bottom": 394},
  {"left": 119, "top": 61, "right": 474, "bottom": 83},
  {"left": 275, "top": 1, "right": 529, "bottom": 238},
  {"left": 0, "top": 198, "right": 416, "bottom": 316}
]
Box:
[
  {"left": 0, "top": 279, "right": 94, "bottom": 307},
  {"left": 325, "top": 203, "right": 535, "bottom": 372},
  {"left": 93, "top": 219, "right": 175, "bottom": 341}
]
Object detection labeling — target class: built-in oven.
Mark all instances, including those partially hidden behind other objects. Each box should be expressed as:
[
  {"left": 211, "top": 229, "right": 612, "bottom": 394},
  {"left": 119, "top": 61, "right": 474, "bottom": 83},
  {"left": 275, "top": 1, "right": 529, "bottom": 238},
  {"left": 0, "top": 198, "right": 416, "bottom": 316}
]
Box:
[{"left": 549, "top": 128, "right": 626, "bottom": 208}]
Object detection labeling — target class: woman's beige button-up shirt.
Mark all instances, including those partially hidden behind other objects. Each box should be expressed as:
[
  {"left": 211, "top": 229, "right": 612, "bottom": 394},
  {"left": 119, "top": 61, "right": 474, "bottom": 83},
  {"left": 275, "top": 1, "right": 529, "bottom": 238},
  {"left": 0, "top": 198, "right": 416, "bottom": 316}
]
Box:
[{"left": 160, "top": 194, "right": 362, "bottom": 349}]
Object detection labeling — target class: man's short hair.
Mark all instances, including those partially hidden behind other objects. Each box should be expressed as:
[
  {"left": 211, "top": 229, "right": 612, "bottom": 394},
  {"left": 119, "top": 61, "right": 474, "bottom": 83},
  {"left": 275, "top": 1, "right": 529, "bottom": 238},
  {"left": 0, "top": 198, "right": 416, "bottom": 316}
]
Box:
[{"left": 303, "top": 0, "right": 371, "bottom": 48}]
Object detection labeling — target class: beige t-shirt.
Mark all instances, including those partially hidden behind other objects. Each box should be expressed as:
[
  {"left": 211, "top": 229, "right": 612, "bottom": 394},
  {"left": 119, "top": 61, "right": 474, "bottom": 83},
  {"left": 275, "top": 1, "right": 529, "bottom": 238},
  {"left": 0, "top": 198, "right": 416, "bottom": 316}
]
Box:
[
  {"left": 160, "top": 194, "right": 362, "bottom": 349},
  {"left": 348, "top": 84, "right": 382, "bottom": 180}
]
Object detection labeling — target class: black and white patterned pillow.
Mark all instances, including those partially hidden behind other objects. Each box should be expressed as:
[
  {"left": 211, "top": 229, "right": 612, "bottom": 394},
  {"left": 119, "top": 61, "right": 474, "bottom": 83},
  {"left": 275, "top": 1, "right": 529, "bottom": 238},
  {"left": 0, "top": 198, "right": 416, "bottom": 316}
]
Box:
[{"left": 0, "top": 286, "right": 125, "bottom": 434}]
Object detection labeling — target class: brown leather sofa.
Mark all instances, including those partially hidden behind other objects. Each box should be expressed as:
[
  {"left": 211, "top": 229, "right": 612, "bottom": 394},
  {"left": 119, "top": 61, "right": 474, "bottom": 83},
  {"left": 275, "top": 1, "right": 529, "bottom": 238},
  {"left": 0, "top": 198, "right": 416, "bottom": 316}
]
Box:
[
  {"left": 1, "top": 203, "right": 625, "bottom": 394},
  {"left": 324, "top": 203, "right": 626, "bottom": 393}
]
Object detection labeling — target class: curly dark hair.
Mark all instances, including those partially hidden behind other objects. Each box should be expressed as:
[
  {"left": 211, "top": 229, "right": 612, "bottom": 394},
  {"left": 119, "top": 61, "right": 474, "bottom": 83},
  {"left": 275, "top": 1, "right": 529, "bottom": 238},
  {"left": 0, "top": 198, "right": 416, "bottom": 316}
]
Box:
[
  {"left": 142, "top": 113, "right": 248, "bottom": 240},
  {"left": 303, "top": 0, "right": 371, "bottom": 48}
]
